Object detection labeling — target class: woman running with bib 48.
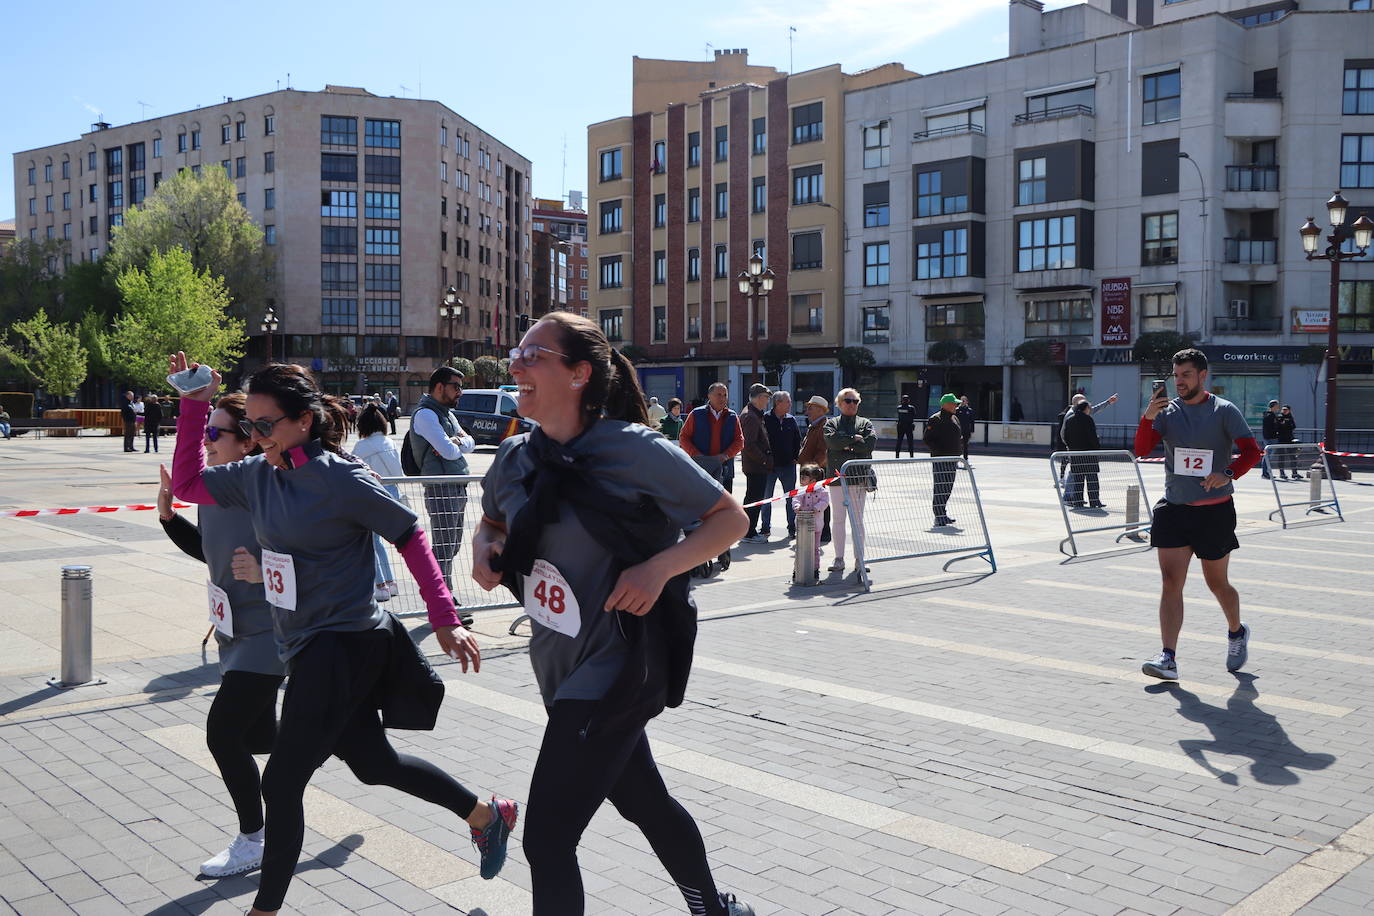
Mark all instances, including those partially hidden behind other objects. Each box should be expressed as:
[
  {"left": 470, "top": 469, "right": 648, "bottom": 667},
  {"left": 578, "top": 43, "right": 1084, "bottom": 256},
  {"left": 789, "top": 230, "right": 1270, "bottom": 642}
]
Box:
[
  {"left": 168, "top": 355, "right": 517, "bottom": 915},
  {"left": 471, "top": 312, "right": 757, "bottom": 916}
]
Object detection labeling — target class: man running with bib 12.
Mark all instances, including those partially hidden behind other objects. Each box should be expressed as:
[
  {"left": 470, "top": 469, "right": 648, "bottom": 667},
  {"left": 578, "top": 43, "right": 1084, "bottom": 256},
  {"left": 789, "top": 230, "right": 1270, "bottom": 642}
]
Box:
[{"left": 1134, "top": 348, "right": 1263, "bottom": 680}]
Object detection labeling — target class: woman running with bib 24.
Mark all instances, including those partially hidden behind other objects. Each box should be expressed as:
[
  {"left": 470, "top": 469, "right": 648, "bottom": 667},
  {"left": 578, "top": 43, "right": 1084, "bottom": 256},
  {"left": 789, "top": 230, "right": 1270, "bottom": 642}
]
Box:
[
  {"left": 169, "top": 355, "right": 517, "bottom": 915},
  {"left": 471, "top": 312, "right": 757, "bottom": 916}
]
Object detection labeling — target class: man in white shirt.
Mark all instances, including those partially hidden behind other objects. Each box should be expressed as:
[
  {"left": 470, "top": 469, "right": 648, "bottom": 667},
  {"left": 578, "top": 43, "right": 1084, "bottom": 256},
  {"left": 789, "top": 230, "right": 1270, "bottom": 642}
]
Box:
[
  {"left": 646, "top": 396, "right": 667, "bottom": 430},
  {"left": 408, "top": 367, "right": 477, "bottom": 596}
]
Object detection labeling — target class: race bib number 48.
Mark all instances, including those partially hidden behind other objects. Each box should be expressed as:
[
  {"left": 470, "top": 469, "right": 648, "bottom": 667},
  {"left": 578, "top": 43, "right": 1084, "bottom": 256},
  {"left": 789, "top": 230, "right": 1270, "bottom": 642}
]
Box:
[
  {"left": 207, "top": 581, "right": 233, "bottom": 638},
  {"left": 1174, "top": 447, "right": 1213, "bottom": 478},
  {"left": 524, "top": 559, "right": 580, "bottom": 638},
  {"left": 261, "top": 550, "right": 297, "bottom": 611}
]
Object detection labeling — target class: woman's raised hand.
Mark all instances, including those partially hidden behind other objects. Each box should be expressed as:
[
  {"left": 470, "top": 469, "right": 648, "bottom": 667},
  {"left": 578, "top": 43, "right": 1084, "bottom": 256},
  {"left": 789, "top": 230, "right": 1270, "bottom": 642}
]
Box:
[{"left": 168, "top": 351, "right": 221, "bottom": 402}]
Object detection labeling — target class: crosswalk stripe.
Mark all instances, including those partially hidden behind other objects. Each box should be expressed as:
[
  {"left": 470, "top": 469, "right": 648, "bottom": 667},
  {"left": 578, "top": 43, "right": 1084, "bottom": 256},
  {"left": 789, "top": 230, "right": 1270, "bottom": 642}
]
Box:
[
  {"left": 1223, "top": 813, "right": 1374, "bottom": 916},
  {"left": 442, "top": 681, "right": 1057, "bottom": 874},
  {"left": 797, "top": 618, "right": 1350, "bottom": 719},
  {"left": 1037, "top": 579, "right": 1373, "bottom": 629}
]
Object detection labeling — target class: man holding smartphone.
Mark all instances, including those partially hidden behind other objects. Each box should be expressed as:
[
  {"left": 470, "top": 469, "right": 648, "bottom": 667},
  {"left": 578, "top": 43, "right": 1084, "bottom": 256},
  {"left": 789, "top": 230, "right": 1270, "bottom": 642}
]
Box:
[{"left": 1134, "top": 348, "right": 1262, "bottom": 680}]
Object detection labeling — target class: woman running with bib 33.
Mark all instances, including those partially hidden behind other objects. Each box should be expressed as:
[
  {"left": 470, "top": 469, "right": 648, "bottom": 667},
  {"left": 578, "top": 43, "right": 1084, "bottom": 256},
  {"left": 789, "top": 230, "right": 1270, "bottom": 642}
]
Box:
[
  {"left": 168, "top": 355, "right": 517, "bottom": 916},
  {"left": 156, "top": 392, "right": 284, "bottom": 880},
  {"left": 471, "top": 313, "right": 756, "bottom": 916}
]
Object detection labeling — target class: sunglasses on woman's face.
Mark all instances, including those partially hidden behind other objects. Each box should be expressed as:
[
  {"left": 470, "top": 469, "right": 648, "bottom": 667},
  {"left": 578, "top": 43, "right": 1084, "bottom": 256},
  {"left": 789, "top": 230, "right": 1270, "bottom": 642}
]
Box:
[
  {"left": 841, "top": 398, "right": 861, "bottom": 405},
  {"left": 204, "top": 425, "right": 246, "bottom": 442},
  {"left": 237, "top": 415, "right": 290, "bottom": 439}
]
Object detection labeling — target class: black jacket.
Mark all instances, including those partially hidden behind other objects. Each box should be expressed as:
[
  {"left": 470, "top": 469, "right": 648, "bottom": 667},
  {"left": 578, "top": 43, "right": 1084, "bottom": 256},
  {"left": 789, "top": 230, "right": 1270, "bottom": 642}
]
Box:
[
  {"left": 763, "top": 410, "right": 802, "bottom": 466},
  {"left": 1061, "top": 409, "right": 1100, "bottom": 451},
  {"left": 895, "top": 403, "right": 919, "bottom": 432},
  {"left": 955, "top": 405, "right": 975, "bottom": 438},
  {"left": 1262, "top": 411, "right": 1279, "bottom": 440},
  {"left": 924, "top": 409, "right": 963, "bottom": 457},
  {"left": 144, "top": 399, "right": 163, "bottom": 432},
  {"left": 1274, "top": 413, "right": 1297, "bottom": 444}
]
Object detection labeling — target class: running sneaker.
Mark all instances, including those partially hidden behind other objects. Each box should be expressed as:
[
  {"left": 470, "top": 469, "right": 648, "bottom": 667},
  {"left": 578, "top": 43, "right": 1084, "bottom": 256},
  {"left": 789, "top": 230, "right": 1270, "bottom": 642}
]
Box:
[
  {"left": 1142, "top": 652, "right": 1179, "bottom": 680},
  {"left": 720, "top": 892, "right": 756, "bottom": 915},
  {"left": 1227, "top": 622, "right": 1251, "bottom": 672},
  {"left": 199, "top": 833, "right": 264, "bottom": 877},
  {"left": 741, "top": 533, "right": 768, "bottom": 544},
  {"left": 385, "top": 580, "right": 399, "bottom": 597},
  {"left": 828, "top": 558, "right": 845, "bottom": 571},
  {"left": 471, "top": 797, "right": 518, "bottom": 880}
]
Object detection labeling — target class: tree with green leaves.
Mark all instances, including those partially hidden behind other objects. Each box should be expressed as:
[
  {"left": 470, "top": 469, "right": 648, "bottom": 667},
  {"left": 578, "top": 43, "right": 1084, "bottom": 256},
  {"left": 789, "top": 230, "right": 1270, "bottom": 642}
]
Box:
[
  {"left": 1132, "top": 330, "right": 1193, "bottom": 381},
  {"left": 107, "top": 247, "right": 246, "bottom": 389},
  {"left": 927, "top": 339, "right": 969, "bottom": 390},
  {"left": 835, "top": 346, "right": 877, "bottom": 388},
  {"left": 472, "top": 356, "right": 504, "bottom": 388},
  {"left": 106, "top": 166, "right": 272, "bottom": 319},
  {"left": 449, "top": 356, "right": 476, "bottom": 381},
  {"left": 761, "top": 343, "right": 801, "bottom": 388},
  {"left": 0, "top": 238, "right": 67, "bottom": 329},
  {"left": 0, "top": 310, "right": 88, "bottom": 398}
]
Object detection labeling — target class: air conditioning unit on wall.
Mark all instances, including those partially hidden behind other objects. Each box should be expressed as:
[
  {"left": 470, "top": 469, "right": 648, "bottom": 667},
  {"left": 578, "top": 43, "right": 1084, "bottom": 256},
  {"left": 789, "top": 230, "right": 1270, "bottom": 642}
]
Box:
[{"left": 1229, "top": 299, "right": 1251, "bottom": 319}]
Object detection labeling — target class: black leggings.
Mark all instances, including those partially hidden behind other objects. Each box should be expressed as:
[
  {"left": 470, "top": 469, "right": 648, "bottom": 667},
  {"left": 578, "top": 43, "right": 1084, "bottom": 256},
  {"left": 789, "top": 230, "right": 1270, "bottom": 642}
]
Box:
[
  {"left": 524, "top": 700, "right": 725, "bottom": 916},
  {"left": 253, "top": 629, "right": 479, "bottom": 912},
  {"left": 207, "top": 670, "right": 283, "bottom": 835}
]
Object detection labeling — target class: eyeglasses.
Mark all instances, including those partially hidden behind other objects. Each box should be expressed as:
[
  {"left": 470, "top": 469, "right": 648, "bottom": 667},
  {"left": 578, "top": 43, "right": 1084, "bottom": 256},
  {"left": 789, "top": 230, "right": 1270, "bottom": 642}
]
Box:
[
  {"left": 508, "top": 344, "right": 568, "bottom": 366},
  {"left": 204, "top": 425, "right": 246, "bottom": 442},
  {"left": 840, "top": 398, "right": 861, "bottom": 405},
  {"left": 237, "top": 415, "right": 290, "bottom": 439}
]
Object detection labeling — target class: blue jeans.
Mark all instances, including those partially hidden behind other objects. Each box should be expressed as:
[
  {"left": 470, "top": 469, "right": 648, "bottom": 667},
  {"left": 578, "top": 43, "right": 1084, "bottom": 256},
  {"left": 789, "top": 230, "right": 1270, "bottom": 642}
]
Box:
[
  {"left": 0, "top": 421, "right": 10, "bottom": 438},
  {"left": 761, "top": 464, "right": 797, "bottom": 534},
  {"left": 373, "top": 484, "right": 400, "bottom": 585}
]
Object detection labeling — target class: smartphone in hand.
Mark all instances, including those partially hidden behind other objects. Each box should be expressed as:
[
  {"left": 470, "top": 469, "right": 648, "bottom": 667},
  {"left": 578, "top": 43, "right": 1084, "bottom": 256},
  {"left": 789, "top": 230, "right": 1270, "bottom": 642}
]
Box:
[
  {"left": 1151, "top": 379, "right": 1167, "bottom": 400},
  {"left": 167, "top": 365, "right": 214, "bottom": 394}
]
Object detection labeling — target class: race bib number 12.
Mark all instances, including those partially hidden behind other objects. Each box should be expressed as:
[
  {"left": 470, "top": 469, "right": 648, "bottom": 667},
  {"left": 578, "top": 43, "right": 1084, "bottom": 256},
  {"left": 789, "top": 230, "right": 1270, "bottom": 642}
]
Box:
[
  {"left": 261, "top": 550, "right": 297, "bottom": 611},
  {"left": 1174, "top": 447, "right": 1213, "bottom": 478},
  {"left": 523, "top": 559, "right": 580, "bottom": 638}
]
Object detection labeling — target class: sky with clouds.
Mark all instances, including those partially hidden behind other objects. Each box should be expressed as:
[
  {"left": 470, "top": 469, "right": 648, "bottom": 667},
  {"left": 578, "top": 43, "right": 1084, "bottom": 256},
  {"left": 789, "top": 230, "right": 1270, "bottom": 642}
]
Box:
[{"left": 1, "top": 0, "right": 1077, "bottom": 222}]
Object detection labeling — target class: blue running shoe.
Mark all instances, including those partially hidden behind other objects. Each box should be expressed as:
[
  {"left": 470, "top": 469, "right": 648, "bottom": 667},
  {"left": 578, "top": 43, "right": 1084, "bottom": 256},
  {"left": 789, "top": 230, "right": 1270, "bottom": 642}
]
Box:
[
  {"left": 1227, "top": 622, "right": 1251, "bottom": 672},
  {"left": 470, "top": 797, "right": 518, "bottom": 880}
]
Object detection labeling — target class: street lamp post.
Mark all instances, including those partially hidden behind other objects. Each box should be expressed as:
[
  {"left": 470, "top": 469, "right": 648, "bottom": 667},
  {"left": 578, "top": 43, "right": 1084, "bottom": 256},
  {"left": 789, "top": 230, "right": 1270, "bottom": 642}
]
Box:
[
  {"left": 439, "top": 286, "right": 462, "bottom": 363},
  {"left": 1299, "top": 192, "right": 1374, "bottom": 481},
  {"left": 260, "top": 305, "right": 279, "bottom": 364},
  {"left": 736, "top": 254, "right": 776, "bottom": 384}
]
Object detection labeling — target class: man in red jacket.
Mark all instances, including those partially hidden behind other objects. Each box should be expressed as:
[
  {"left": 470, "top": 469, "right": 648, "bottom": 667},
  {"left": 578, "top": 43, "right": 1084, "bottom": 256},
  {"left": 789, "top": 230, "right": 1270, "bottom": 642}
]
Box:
[{"left": 1134, "top": 348, "right": 1262, "bottom": 681}]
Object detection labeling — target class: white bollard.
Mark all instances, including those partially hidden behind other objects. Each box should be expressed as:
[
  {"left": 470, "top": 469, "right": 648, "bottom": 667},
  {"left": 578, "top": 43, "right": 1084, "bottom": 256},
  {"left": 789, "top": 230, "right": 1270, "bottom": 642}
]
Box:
[
  {"left": 793, "top": 510, "right": 818, "bottom": 586},
  {"left": 48, "top": 565, "right": 103, "bottom": 689}
]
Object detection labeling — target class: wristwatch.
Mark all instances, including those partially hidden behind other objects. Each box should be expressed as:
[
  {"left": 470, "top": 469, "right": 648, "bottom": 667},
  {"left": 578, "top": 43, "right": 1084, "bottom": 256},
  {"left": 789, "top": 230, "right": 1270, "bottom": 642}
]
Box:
[{"left": 1223, "top": 467, "right": 1235, "bottom": 478}]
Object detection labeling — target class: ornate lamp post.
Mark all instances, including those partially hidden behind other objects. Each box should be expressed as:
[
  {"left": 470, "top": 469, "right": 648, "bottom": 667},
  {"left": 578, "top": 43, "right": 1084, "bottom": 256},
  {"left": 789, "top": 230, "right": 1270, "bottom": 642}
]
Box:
[
  {"left": 736, "top": 253, "right": 776, "bottom": 384},
  {"left": 260, "top": 305, "right": 279, "bottom": 364},
  {"left": 1299, "top": 192, "right": 1373, "bottom": 481},
  {"left": 438, "top": 286, "right": 462, "bottom": 363}
]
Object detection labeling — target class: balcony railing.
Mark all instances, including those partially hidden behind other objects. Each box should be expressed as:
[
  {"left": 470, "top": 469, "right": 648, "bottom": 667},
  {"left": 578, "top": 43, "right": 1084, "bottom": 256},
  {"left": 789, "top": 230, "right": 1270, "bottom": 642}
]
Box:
[
  {"left": 1013, "top": 104, "right": 1095, "bottom": 124},
  {"left": 1224, "top": 91, "right": 1282, "bottom": 100},
  {"left": 1224, "top": 238, "right": 1277, "bottom": 264},
  {"left": 1225, "top": 165, "right": 1280, "bottom": 192},
  {"left": 912, "top": 123, "right": 985, "bottom": 141},
  {"left": 1213, "top": 316, "right": 1282, "bottom": 333}
]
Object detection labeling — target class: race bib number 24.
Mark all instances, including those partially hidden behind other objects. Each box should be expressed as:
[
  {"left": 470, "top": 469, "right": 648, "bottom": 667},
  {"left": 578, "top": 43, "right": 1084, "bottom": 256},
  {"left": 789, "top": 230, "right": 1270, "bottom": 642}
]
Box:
[{"left": 524, "top": 559, "right": 580, "bottom": 638}]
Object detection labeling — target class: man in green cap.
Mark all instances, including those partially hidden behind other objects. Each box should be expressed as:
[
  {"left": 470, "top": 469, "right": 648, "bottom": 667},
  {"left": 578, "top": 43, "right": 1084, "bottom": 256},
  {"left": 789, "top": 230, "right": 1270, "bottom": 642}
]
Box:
[{"left": 924, "top": 393, "right": 964, "bottom": 527}]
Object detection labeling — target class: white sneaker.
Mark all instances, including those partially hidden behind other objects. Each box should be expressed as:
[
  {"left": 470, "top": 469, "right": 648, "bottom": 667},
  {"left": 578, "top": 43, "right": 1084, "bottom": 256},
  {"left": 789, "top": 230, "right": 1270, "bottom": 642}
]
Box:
[
  {"left": 385, "top": 580, "right": 399, "bottom": 597},
  {"left": 828, "top": 559, "right": 846, "bottom": 571},
  {"left": 373, "top": 585, "right": 392, "bottom": 602},
  {"left": 200, "top": 833, "right": 264, "bottom": 877}
]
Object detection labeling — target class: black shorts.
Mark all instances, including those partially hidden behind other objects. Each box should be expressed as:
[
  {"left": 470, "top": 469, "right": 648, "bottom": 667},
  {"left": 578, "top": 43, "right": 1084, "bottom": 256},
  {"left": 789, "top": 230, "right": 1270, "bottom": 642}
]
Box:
[{"left": 1149, "top": 498, "right": 1239, "bottom": 561}]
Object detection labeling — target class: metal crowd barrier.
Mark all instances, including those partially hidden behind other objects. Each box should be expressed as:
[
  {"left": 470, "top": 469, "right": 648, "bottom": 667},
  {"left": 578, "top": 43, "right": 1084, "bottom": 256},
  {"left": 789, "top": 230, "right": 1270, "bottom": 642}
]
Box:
[
  {"left": 376, "top": 475, "right": 520, "bottom": 619},
  {"left": 1049, "top": 450, "right": 1153, "bottom": 558},
  {"left": 1262, "top": 444, "right": 1344, "bottom": 528},
  {"left": 838, "top": 457, "right": 996, "bottom": 593}
]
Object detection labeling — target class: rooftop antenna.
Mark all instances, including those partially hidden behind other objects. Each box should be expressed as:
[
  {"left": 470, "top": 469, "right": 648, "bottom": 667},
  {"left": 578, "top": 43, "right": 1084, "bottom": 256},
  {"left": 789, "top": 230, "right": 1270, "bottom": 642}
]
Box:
[
  {"left": 561, "top": 134, "right": 567, "bottom": 203},
  {"left": 287, "top": 72, "right": 291, "bottom": 90},
  {"left": 399, "top": 84, "right": 410, "bottom": 98},
  {"left": 136, "top": 100, "right": 150, "bottom": 119},
  {"left": 705, "top": 42, "right": 714, "bottom": 61},
  {"left": 789, "top": 26, "right": 797, "bottom": 74}
]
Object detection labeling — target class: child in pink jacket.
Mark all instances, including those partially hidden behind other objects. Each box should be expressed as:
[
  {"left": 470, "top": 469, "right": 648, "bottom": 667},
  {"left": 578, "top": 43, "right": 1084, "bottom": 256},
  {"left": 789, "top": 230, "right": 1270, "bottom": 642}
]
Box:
[{"left": 792, "top": 464, "right": 830, "bottom": 579}]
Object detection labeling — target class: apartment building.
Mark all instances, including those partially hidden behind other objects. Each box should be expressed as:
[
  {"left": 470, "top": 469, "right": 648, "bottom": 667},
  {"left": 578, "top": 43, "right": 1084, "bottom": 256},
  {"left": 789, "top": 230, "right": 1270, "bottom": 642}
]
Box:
[
  {"left": 843, "top": 0, "right": 1374, "bottom": 425},
  {"left": 12, "top": 85, "right": 532, "bottom": 403},
  {"left": 532, "top": 198, "right": 589, "bottom": 317},
  {"left": 587, "top": 51, "right": 916, "bottom": 407}
]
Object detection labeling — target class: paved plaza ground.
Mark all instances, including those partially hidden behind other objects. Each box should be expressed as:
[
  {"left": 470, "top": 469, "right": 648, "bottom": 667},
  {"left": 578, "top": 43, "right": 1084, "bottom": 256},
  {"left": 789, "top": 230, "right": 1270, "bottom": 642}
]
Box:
[{"left": 1, "top": 429, "right": 1372, "bottom": 915}]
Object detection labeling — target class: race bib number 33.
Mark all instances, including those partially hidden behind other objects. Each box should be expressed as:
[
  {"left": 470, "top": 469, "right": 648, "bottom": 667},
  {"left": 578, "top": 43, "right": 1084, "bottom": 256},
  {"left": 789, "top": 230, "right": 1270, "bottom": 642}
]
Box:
[
  {"left": 1174, "top": 447, "right": 1213, "bottom": 478},
  {"left": 524, "top": 559, "right": 580, "bottom": 638},
  {"left": 261, "top": 550, "right": 297, "bottom": 611}
]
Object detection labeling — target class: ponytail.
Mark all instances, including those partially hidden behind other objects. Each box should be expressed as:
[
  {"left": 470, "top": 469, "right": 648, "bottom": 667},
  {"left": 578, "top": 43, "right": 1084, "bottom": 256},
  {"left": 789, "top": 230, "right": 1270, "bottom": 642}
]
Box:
[{"left": 604, "top": 348, "right": 650, "bottom": 425}]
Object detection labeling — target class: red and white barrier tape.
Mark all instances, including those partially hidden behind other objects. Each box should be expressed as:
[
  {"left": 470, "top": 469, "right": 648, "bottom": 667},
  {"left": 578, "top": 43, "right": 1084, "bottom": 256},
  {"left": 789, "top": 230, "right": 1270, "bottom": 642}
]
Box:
[
  {"left": 2, "top": 502, "right": 190, "bottom": 520},
  {"left": 1319, "top": 442, "right": 1374, "bottom": 458},
  {"left": 741, "top": 475, "right": 840, "bottom": 509}
]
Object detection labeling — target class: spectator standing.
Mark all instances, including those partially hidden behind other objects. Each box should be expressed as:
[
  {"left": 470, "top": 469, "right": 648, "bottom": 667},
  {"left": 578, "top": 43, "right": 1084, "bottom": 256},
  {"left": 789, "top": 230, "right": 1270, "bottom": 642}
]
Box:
[
  {"left": 121, "top": 390, "right": 138, "bottom": 452},
  {"left": 354, "top": 405, "right": 404, "bottom": 601},
  {"left": 646, "top": 396, "right": 667, "bottom": 430},
  {"left": 823, "top": 388, "right": 876, "bottom": 573},
  {"left": 762, "top": 390, "right": 803, "bottom": 539},
  {"left": 1260, "top": 399, "right": 1280, "bottom": 479},
  {"left": 1135, "top": 348, "right": 1262, "bottom": 681},
  {"left": 659, "top": 398, "right": 685, "bottom": 441},
  {"left": 407, "top": 367, "right": 476, "bottom": 599},
  {"left": 1061, "top": 401, "right": 1104, "bottom": 508},
  {"left": 144, "top": 395, "right": 164, "bottom": 453},
  {"left": 0, "top": 407, "right": 11, "bottom": 439},
  {"left": 738, "top": 383, "right": 774, "bottom": 544},
  {"left": 678, "top": 382, "right": 743, "bottom": 494},
  {"left": 1275, "top": 404, "right": 1302, "bottom": 480},
  {"left": 925, "top": 394, "right": 963, "bottom": 527},
  {"left": 956, "top": 396, "right": 975, "bottom": 461},
  {"left": 385, "top": 390, "right": 401, "bottom": 435},
  {"left": 797, "top": 395, "right": 832, "bottom": 544},
  {"left": 894, "top": 394, "right": 918, "bottom": 458}
]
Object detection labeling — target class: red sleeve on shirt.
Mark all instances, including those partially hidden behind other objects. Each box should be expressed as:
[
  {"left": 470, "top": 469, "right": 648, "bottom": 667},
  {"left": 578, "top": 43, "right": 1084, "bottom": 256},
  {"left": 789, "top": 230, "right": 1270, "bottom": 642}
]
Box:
[
  {"left": 1134, "top": 417, "right": 1162, "bottom": 459},
  {"left": 678, "top": 413, "right": 699, "bottom": 456},
  {"left": 1228, "top": 437, "right": 1263, "bottom": 478}
]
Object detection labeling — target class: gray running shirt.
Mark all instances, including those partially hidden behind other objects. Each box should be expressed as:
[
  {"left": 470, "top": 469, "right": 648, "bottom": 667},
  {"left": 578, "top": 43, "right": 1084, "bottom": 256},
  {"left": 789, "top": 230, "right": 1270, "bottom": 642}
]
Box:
[
  {"left": 1151, "top": 394, "right": 1254, "bottom": 505},
  {"left": 202, "top": 445, "right": 418, "bottom": 662},
  {"left": 481, "top": 421, "right": 724, "bottom": 706},
  {"left": 200, "top": 503, "right": 285, "bottom": 677}
]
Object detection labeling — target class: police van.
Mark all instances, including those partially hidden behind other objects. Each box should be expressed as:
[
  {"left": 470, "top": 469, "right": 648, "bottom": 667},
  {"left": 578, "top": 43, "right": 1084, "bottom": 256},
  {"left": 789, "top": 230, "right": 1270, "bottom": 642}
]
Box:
[{"left": 451, "top": 386, "right": 533, "bottom": 445}]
